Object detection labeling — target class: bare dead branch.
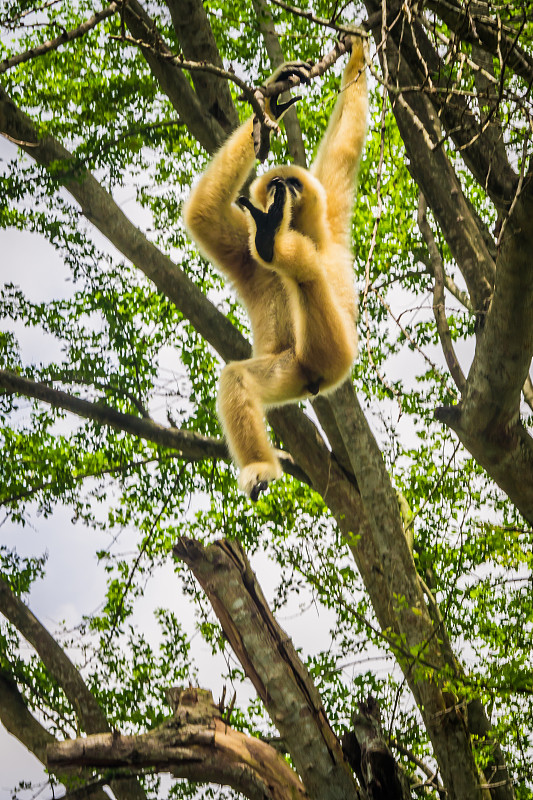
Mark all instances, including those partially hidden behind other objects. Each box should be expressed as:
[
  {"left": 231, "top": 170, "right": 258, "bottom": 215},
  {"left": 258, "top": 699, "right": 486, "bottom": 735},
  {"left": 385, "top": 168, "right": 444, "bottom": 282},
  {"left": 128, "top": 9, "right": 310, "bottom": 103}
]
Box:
[
  {"left": 173, "top": 538, "right": 360, "bottom": 800},
  {"left": 48, "top": 687, "right": 308, "bottom": 800}
]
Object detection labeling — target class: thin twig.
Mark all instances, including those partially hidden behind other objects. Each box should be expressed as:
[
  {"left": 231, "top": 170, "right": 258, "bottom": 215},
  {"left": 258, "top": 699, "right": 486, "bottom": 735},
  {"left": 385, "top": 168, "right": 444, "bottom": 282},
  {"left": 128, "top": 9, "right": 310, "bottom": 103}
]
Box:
[
  {"left": 417, "top": 194, "right": 466, "bottom": 393},
  {"left": 361, "top": 82, "right": 401, "bottom": 404},
  {"left": 0, "top": 3, "right": 119, "bottom": 74},
  {"left": 267, "top": 0, "right": 370, "bottom": 37}
]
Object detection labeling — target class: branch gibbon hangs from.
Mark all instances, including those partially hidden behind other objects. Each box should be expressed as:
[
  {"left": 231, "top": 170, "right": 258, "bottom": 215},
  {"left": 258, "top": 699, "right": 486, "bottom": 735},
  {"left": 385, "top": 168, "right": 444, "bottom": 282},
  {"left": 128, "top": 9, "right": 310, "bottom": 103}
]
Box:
[{"left": 184, "top": 39, "right": 368, "bottom": 501}]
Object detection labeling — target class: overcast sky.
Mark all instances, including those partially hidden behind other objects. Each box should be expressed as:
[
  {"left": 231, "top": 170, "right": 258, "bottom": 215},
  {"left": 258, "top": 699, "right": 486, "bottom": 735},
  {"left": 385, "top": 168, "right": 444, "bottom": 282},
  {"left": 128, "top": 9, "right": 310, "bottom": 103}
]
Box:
[
  {"left": 0, "top": 130, "right": 346, "bottom": 795},
  {"left": 0, "top": 113, "right": 476, "bottom": 797}
]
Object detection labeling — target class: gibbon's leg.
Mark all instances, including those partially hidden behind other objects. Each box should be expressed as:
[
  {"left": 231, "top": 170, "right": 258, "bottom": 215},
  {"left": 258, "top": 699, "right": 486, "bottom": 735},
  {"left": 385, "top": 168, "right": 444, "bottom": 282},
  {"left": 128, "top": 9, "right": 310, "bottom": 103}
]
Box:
[{"left": 218, "top": 351, "right": 304, "bottom": 500}]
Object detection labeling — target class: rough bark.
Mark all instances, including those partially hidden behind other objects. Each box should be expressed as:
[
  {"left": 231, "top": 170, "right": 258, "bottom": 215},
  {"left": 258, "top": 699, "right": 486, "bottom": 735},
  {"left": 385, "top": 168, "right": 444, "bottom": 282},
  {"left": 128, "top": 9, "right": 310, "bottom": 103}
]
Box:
[
  {"left": 165, "top": 0, "right": 239, "bottom": 133},
  {"left": 0, "top": 671, "right": 110, "bottom": 800},
  {"left": 124, "top": 0, "right": 226, "bottom": 153},
  {"left": 364, "top": 0, "right": 533, "bottom": 526},
  {"left": 1, "top": 3, "right": 523, "bottom": 797},
  {"left": 329, "top": 381, "right": 491, "bottom": 800},
  {"left": 49, "top": 687, "right": 308, "bottom": 800},
  {"left": 364, "top": 0, "right": 495, "bottom": 314},
  {"left": 174, "top": 539, "right": 361, "bottom": 800},
  {"left": 436, "top": 172, "right": 533, "bottom": 524}
]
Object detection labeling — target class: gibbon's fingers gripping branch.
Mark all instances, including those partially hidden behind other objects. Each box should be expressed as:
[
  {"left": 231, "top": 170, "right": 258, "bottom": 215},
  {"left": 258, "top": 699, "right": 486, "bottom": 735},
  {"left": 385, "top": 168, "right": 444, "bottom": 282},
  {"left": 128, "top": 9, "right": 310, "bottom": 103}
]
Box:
[{"left": 184, "top": 40, "right": 368, "bottom": 501}]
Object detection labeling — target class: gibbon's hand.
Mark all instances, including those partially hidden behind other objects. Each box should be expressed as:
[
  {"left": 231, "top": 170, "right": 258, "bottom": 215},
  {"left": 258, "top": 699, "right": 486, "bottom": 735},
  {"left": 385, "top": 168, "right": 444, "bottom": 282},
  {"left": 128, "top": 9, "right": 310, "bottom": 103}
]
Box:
[
  {"left": 238, "top": 178, "right": 288, "bottom": 263},
  {"left": 263, "top": 60, "right": 313, "bottom": 121}
]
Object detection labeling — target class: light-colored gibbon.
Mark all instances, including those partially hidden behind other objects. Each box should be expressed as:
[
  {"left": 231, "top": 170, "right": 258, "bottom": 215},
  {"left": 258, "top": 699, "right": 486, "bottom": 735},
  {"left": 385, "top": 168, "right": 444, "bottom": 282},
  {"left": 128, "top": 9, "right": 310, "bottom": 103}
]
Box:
[{"left": 184, "top": 39, "right": 368, "bottom": 501}]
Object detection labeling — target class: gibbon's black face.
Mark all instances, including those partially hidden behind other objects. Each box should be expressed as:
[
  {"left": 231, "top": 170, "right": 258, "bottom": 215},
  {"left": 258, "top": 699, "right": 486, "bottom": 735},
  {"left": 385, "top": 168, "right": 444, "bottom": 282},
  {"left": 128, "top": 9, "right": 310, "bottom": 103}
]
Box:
[{"left": 266, "top": 176, "right": 304, "bottom": 231}]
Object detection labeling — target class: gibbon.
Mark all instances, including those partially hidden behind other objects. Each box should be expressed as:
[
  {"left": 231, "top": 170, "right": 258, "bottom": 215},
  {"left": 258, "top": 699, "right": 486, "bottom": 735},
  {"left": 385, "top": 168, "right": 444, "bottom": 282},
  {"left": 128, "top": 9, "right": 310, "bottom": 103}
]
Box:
[{"left": 184, "top": 39, "right": 368, "bottom": 501}]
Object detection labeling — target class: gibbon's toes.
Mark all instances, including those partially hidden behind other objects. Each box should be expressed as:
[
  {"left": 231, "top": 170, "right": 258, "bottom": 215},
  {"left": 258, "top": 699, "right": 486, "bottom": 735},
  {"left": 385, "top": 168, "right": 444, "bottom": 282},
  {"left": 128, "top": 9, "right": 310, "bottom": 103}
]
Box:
[
  {"left": 250, "top": 481, "right": 269, "bottom": 502},
  {"left": 239, "top": 461, "right": 282, "bottom": 501}
]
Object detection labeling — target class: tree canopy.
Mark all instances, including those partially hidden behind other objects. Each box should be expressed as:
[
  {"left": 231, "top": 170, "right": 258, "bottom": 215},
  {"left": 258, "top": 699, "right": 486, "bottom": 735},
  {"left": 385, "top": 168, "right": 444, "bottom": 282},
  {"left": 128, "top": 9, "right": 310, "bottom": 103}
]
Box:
[{"left": 1, "top": 1, "right": 533, "bottom": 799}]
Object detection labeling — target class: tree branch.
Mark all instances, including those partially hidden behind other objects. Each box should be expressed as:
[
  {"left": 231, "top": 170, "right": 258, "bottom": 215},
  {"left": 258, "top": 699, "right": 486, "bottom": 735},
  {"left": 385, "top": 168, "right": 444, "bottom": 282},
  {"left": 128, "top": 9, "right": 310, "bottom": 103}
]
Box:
[
  {"left": 267, "top": 0, "right": 370, "bottom": 37},
  {"left": 0, "top": 85, "right": 246, "bottom": 363},
  {"left": 0, "top": 669, "right": 55, "bottom": 765},
  {"left": 328, "top": 380, "right": 490, "bottom": 800},
  {"left": 123, "top": 0, "right": 226, "bottom": 154},
  {"left": 48, "top": 686, "right": 308, "bottom": 800},
  {"left": 436, "top": 171, "right": 533, "bottom": 524},
  {"left": 0, "top": 3, "right": 119, "bottom": 74},
  {"left": 418, "top": 194, "right": 467, "bottom": 393},
  {"left": 173, "top": 538, "right": 360, "bottom": 800},
  {"left": 425, "top": 0, "right": 533, "bottom": 85},
  {"left": 363, "top": 0, "right": 496, "bottom": 315},
  {"left": 0, "top": 578, "right": 147, "bottom": 800},
  {"left": 251, "top": 0, "right": 307, "bottom": 166},
  {"left": 0, "top": 370, "right": 309, "bottom": 485},
  {"left": 384, "top": 3, "right": 519, "bottom": 211},
  {"left": 0, "top": 670, "right": 112, "bottom": 800},
  {"left": 165, "top": 0, "right": 239, "bottom": 133}
]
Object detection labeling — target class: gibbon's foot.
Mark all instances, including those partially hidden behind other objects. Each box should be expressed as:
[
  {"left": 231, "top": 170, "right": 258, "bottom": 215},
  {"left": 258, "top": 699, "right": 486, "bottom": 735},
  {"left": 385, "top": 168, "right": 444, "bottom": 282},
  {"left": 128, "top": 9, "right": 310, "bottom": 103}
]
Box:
[
  {"left": 250, "top": 481, "right": 268, "bottom": 502},
  {"left": 239, "top": 460, "right": 283, "bottom": 501},
  {"left": 238, "top": 179, "right": 287, "bottom": 262}
]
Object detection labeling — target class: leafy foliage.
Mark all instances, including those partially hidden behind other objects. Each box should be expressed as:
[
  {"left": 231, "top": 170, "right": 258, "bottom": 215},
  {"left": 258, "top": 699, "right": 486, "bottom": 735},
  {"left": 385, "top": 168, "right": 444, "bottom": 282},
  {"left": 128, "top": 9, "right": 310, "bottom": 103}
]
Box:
[{"left": 1, "top": 0, "right": 532, "bottom": 798}]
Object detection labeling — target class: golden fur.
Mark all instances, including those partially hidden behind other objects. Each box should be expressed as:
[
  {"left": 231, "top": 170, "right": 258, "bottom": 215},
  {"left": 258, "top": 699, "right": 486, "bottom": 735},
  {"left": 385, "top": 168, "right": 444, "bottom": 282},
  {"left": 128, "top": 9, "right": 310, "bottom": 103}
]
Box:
[{"left": 183, "top": 42, "right": 368, "bottom": 498}]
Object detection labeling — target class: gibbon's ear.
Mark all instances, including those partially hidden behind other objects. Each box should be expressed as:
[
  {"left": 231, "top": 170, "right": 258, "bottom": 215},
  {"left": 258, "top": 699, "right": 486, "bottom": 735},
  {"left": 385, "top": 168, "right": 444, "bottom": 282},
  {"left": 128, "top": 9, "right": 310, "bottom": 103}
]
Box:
[{"left": 263, "top": 60, "right": 314, "bottom": 121}]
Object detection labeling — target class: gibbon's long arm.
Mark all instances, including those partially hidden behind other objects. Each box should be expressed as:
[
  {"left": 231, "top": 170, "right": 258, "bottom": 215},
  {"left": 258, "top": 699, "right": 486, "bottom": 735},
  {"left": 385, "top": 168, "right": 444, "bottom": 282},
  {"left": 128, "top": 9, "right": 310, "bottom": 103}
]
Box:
[
  {"left": 311, "top": 40, "right": 368, "bottom": 246},
  {"left": 183, "top": 120, "right": 255, "bottom": 282}
]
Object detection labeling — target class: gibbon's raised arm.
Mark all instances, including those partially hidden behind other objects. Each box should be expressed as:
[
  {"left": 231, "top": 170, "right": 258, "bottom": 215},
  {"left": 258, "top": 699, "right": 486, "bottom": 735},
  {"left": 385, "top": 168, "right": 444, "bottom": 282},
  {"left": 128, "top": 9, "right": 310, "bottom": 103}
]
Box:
[
  {"left": 183, "top": 119, "right": 256, "bottom": 282},
  {"left": 311, "top": 40, "right": 368, "bottom": 247}
]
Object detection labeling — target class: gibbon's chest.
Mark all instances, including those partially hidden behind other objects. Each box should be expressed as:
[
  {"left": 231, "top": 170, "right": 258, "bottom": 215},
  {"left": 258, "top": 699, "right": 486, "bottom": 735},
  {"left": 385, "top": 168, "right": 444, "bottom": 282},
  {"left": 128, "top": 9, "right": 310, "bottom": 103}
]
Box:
[{"left": 241, "top": 268, "right": 294, "bottom": 353}]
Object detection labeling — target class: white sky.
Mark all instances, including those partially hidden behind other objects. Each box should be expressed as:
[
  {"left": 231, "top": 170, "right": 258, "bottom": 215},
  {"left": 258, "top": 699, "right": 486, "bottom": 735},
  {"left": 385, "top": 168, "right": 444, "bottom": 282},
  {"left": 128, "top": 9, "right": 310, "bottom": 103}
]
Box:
[
  {"left": 0, "top": 129, "right": 349, "bottom": 796},
  {"left": 0, "top": 112, "right": 482, "bottom": 797}
]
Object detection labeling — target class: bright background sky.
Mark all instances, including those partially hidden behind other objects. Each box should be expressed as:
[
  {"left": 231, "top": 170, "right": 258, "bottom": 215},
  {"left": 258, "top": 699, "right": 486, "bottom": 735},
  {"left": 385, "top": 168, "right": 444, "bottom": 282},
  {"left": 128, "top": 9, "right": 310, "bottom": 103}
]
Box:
[{"left": 0, "top": 129, "right": 346, "bottom": 794}]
